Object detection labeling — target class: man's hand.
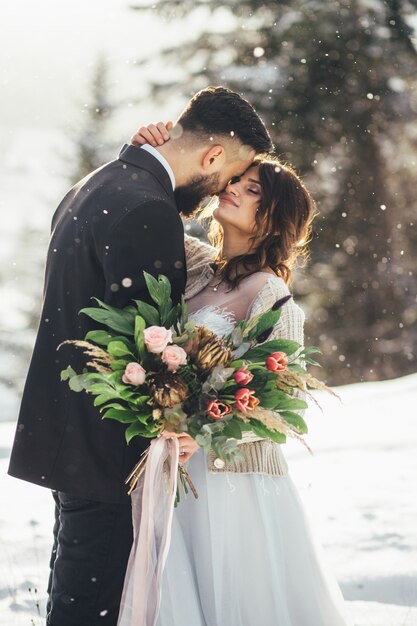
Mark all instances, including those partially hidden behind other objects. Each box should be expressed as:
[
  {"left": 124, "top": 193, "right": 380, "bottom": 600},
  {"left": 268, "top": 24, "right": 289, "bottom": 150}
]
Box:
[
  {"left": 130, "top": 121, "right": 173, "bottom": 147},
  {"left": 161, "top": 430, "right": 200, "bottom": 463}
]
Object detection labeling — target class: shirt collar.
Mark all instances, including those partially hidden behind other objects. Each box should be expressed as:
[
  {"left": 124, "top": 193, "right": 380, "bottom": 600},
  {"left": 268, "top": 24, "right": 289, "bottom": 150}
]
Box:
[{"left": 140, "top": 144, "right": 176, "bottom": 190}]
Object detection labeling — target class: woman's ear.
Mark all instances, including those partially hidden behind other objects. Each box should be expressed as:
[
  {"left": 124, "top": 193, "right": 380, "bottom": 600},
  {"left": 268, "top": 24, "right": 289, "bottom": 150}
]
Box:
[{"left": 202, "top": 145, "right": 226, "bottom": 171}]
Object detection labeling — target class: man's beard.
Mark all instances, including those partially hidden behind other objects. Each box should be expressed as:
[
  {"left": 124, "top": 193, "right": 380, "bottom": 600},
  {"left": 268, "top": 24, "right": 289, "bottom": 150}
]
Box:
[{"left": 174, "top": 173, "right": 220, "bottom": 217}]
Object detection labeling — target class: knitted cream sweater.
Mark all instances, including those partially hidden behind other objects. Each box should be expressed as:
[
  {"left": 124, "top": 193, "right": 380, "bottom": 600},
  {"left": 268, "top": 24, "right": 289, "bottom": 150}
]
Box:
[{"left": 184, "top": 235, "right": 306, "bottom": 476}]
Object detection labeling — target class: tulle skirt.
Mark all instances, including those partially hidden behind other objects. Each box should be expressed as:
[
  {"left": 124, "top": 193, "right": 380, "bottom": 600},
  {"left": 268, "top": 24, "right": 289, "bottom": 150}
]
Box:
[{"left": 156, "top": 447, "right": 351, "bottom": 626}]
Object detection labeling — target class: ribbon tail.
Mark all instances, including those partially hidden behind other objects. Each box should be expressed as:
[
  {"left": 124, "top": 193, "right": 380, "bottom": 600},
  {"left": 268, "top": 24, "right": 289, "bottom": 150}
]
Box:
[{"left": 117, "top": 436, "right": 179, "bottom": 626}]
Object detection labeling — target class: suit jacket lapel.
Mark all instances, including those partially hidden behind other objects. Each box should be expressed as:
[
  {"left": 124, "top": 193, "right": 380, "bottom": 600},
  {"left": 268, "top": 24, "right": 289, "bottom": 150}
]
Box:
[{"left": 118, "top": 144, "right": 175, "bottom": 200}]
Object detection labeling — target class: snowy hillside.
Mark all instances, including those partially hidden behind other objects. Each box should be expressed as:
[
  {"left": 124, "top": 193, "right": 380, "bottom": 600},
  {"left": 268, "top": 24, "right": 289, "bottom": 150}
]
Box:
[{"left": 1, "top": 372, "right": 416, "bottom": 625}]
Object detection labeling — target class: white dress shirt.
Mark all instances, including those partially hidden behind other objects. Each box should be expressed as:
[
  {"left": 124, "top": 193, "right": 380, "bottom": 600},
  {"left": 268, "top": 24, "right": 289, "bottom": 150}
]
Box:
[{"left": 140, "top": 144, "right": 176, "bottom": 190}]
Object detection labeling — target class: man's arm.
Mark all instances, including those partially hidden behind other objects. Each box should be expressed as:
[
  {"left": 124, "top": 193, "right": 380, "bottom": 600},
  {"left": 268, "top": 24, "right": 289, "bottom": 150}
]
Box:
[{"left": 102, "top": 199, "right": 186, "bottom": 307}]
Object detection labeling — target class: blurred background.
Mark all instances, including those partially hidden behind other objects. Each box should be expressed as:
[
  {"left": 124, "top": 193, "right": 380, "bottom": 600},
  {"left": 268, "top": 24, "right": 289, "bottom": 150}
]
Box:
[{"left": 1, "top": 1, "right": 417, "bottom": 624}]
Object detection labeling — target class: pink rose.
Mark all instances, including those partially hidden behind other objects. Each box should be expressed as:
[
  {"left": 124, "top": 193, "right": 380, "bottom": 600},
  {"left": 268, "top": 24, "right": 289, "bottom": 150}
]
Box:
[
  {"left": 234, "top": 366, "right": 254, "bottom": 386},
  {"left": 162, "top": 345, "right": 188, "bottom": 372},
  {"left": 265, "top": 351, "right": 288, "bottom": 372},
  {"left": 234, "top": 388, "right": 260, "bottom": 413},
  {"left": 143, "top": 326, "right": 173, "bottom": 353},
  {"left": 122, "top": 362, "right": 146, "bottom": 386}
]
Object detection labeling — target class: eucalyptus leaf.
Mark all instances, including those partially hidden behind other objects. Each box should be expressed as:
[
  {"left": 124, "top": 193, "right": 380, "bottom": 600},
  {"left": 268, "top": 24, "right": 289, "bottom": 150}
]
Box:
[
  {"left": 68, "top": 373, "right": 90, "bottom": 393},
  {"left": 60, "top": 366, "right": 76, "bottom": 382}
]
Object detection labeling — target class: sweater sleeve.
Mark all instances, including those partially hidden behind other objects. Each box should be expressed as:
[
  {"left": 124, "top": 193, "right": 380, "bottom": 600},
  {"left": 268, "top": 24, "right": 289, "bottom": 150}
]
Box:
[
  {"left": 247, "top": 276, "right": 305, "bottom": 349},
  {"left": 184, "top": 234, "right": 217, "bottom": 299}
]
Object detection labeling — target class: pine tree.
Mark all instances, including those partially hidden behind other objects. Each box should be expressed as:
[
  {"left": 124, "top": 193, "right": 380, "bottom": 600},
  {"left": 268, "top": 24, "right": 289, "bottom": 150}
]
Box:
[
  {"left": 71, "top": 56, "right": 115, "bottom": 183},
  {"left": 132, "top": 0, "right": 417, "bottom": 384}
]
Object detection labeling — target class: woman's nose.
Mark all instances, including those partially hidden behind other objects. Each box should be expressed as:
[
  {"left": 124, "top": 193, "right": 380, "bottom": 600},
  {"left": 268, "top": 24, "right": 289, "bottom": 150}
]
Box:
[{"left": 226, "top": 181, "right": 239, "bottom": 195}]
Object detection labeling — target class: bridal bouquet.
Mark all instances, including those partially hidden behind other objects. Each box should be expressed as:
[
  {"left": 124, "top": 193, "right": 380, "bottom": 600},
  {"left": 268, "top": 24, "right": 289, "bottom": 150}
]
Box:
[{"left": 60, "top": 272, "right": 331, "bottom": 496}]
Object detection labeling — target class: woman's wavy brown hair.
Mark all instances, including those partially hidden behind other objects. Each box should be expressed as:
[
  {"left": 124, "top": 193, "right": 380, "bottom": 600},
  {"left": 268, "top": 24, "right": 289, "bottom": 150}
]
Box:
[{"left": 203, "top": 156, "right": 318, "bottom": 289}]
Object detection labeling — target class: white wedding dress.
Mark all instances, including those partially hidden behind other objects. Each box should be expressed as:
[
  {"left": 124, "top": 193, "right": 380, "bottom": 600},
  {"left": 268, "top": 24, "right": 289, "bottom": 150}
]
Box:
[{"left": 155, "top": 273, "right": 352, "bottom": 626}]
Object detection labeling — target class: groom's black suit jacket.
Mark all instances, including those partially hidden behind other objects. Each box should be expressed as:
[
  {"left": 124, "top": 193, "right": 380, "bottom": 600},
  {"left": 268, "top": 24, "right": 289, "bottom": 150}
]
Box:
[{"left": 8, "top": 145, "right": 186, "bottom": 504}]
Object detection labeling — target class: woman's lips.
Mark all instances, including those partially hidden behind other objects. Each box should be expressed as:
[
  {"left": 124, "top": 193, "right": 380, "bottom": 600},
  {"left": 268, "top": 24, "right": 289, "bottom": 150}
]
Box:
[{"left": 219, "top": 196, "right": 238, "bottom": 207}]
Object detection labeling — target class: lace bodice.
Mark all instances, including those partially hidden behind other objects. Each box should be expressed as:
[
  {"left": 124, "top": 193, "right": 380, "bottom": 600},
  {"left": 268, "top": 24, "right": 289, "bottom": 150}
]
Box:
[{"left": 188, "top": 306, "right": 236, "bottom": 337}]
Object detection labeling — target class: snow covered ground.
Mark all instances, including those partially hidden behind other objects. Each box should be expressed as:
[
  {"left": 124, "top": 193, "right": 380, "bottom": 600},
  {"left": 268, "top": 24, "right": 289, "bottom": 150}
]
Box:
[{"left": 1, "top": 372, "right": 416, "bottom": 625}]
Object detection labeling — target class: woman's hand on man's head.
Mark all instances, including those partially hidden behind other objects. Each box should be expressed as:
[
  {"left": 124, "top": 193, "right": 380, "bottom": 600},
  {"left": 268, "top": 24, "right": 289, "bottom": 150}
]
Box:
[{"left": 130, "top": 121, "right": 173, "bottom": 147}]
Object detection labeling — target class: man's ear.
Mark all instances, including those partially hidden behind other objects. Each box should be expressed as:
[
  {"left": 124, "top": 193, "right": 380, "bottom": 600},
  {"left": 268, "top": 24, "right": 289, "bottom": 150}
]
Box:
[{"left": 202, "top": 145, "right": 226, "bottom": 171}]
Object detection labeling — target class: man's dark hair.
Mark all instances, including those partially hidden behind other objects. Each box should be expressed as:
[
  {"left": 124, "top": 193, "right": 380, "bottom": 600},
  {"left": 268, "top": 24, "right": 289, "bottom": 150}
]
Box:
[{"left": 177, "top": 86, "right": 272, "bottom": 154}]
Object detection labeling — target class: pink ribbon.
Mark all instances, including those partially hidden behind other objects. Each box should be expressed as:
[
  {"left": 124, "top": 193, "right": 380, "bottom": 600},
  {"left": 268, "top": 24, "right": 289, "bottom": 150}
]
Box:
[{"left": 117, "top": 436, "right": 179, "bottom": 626}]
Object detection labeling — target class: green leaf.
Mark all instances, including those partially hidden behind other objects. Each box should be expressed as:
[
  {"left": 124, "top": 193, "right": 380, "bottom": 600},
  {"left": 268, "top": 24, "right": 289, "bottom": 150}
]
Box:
[
  {"left": 80, "top": 306, "right": 134, "bottom": 336},
  {"left": 88, "top": 382, "right": 115, "bottom": 395},
  {"left": 280, "top": 410, "right": 308, "bottom": 434},
  {"left": 111, "top": 359, "right": 130, "bottom": 371},
  {"left": 269, "top": 391, "right": 308, "bottom": 411},
  {"left": 84, "top": 330, "right": 114, "bottom": 346},
  {"left": 134, "top": 316, "right": 147, "bottom": 359},
  {"left": 180, "top": 294, "right": 188, "bottom": 326},
  {"left": 222, "top": 418, "right": 243, "bottom": 440},
  {"left": 133, "top": 300, "right": 160, "bottom": 326},
  {"left": 287, "top": 363, "right": 307, "bottom": 374},
  {"left": 164, "top": 305, "right": 180, "bottom": 330},
  {"left": 107, "top": 341, "right": 134, "bottom": 358},
  {"left": 125, "top": 421, "right": 147, "bottom": 443},
  {"left": 301, "top": 346, "right": 322, "bottom": 356},
  {"left": 303, "top": 357, "right": 321, "bottom": 367},
  {"left": 102, "top": 408, "right": 138, "bottom": 423},
  {"left": 60, "top": 365, "right": 76, "bottom": 381},
  {"left": 243, "top": 339, "right": 301, "bottom": 361},
  {"left": 245, "top": 309, "right": 282, "bottom": 341},
  {"left": 248, "top": 419, "right": 287, "bottom": 443},
  {"left": 125, "top": 395, "right": 150, "bottom": 409},
  {"left": 93, "top": 393, "right": 119, "bottom": 406},
  {"left": 143, "top": 272, "right": 165, "bottom": 306},
  {"left": 99, "top": 401, "right": 128, "bottom": 412},
  {"left": 195, "top": 433, "right": 211, "bottom": 448},
  {"left": 257, "top": 392, "right": 280, "bottom": 410},
  {"left": 68, "top": 373, "right": 90, "bottom": 392}
]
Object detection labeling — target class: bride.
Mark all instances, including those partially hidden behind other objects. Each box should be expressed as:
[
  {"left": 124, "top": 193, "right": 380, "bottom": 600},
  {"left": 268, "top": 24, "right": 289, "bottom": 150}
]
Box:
[{"left": 127, "top": 124, "right": 352, "bottom": 626}]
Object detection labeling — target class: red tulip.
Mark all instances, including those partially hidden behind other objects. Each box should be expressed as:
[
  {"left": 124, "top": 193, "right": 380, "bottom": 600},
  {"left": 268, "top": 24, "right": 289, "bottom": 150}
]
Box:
[
  {"left": 234, "top": 388, "right": 260, "bottom": 413},
  {"left": 207, "top": 400, "right": 232, "bottom": 420},
  {"left": 234, "top": 366, "right": 254, "bottom": 386},
  {"left": 265, "top": 351, "right": 288, "bottom": 372}
]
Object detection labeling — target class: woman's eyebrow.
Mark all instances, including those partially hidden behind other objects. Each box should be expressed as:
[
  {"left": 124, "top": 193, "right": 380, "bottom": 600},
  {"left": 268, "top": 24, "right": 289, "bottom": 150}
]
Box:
[{"left": 248, "top": 178, "right": 261, "bottom": 185}]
